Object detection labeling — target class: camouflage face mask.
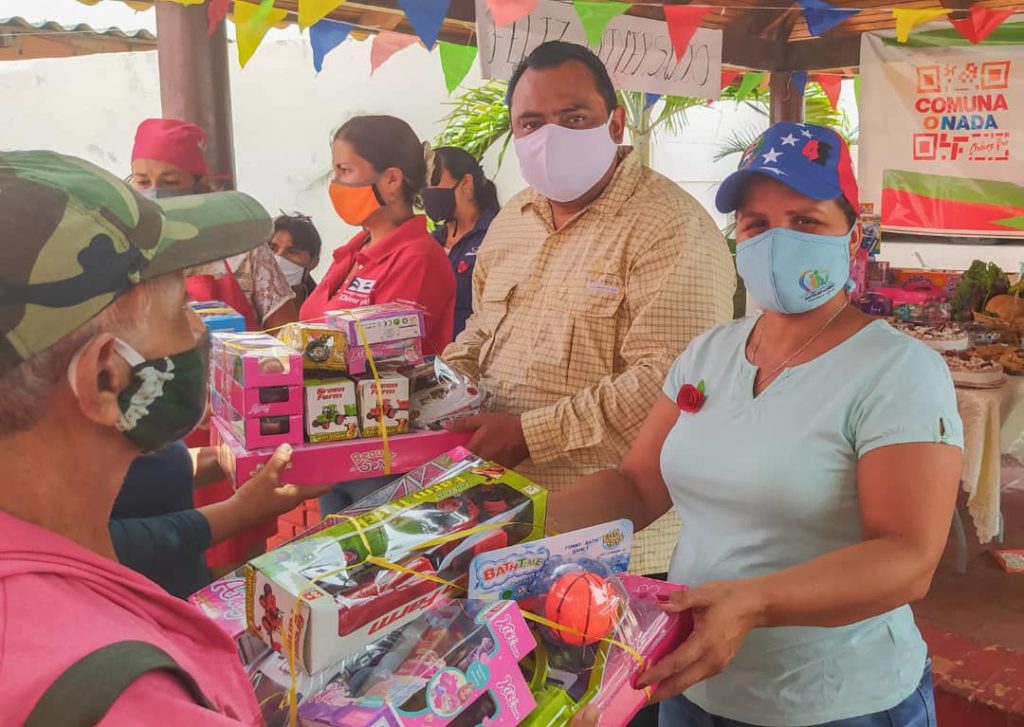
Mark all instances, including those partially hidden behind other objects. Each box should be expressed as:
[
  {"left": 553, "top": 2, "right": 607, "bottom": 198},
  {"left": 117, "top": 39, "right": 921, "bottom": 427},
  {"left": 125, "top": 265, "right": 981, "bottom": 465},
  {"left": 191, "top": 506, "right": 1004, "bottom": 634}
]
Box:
[{"left": 112, "top": 334, "right": 211, "bottom": 453}]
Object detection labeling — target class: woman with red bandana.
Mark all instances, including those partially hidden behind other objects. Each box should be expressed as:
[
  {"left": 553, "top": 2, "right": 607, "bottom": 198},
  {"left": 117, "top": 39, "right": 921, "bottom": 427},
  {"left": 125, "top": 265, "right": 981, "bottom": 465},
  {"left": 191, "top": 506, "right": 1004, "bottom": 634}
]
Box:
[
  {"left": 130, "top": 118, "right": 299, "bottom": 331},
  {"left": 302, "top": 116, "right": 455, "bottom": 514}
]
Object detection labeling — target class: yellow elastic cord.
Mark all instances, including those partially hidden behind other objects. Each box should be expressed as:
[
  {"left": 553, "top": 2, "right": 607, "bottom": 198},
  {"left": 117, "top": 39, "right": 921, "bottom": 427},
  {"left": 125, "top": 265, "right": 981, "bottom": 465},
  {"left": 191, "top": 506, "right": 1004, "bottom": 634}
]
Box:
[{"left": 353, "top": 319, "right": 391, "bottom": 475}]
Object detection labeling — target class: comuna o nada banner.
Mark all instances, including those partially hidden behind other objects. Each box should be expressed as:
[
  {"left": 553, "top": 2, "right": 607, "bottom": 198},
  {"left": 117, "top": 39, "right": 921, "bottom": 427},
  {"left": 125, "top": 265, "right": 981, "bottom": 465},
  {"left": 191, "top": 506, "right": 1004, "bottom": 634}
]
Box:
[{"left": 859, "top": 22, "right": 1024, "bottom": 239}]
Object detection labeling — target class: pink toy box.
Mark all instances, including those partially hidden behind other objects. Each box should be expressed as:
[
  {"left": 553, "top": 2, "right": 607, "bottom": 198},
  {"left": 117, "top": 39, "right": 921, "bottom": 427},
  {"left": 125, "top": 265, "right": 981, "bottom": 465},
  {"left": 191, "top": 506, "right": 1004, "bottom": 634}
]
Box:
[
  {"left": 212, "top": 417, "right": 470, "bottom": 486},
  {"left": 346, "top": 337, "right": 424, "bottom": 376},
  {"left": 188, "top": 576, "right": 270, "bottom": 666},
  {"left": 219, "top": 372, "right": 303, "bottom": 418},
  {"left": 297, "top": 600, "right": 537, "bottom": 727},
  {"left": 326, "top": 304, "right": 425, "bottom": 347},
  {"left": 211, "top": 391, "right": 304, "bottom": 450},
  {"left": 213, "top": 331, "right": 303, "bottom": 388}
]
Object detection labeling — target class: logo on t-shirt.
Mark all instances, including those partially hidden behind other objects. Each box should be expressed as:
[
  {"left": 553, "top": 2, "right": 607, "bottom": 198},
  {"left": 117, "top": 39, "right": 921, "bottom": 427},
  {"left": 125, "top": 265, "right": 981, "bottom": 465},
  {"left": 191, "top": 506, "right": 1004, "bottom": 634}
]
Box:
[{"left": 347, "top": 277, "right": 376, "bottom": 295}]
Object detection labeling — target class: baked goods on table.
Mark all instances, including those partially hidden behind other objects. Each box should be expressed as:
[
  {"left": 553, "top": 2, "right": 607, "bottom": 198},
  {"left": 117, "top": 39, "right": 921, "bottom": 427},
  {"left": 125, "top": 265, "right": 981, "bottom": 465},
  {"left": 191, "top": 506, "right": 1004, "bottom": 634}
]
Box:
[
  {"left": 942, "top": 351, "right": 1006, "bottom": 388},
  {"left": 891, "top": 321, "right": 970, "bottom": 351},
  {"left": 999, "top": 348, "right": 1024, "bottom": 376},
  {"left": 971, "top": 343, "right": 1012, "bottom": 362}
]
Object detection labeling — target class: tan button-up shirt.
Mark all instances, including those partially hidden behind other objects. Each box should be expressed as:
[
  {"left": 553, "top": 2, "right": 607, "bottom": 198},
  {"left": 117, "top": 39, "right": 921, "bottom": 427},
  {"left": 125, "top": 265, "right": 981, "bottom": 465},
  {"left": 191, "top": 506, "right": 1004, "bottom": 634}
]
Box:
[{"left": 443, "top": 150, "right": 735, "bottom": 574}]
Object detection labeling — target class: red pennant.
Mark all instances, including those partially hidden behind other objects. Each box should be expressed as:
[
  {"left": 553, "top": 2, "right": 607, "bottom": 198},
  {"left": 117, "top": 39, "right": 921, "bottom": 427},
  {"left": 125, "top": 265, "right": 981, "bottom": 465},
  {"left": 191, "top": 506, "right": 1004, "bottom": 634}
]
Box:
[
  {"left": 208, "top": 0, "right": 230, "bottom": 35},
  {"left": 812, "top": 72, "right": 842, "bottom": 109},
  {"left": 720, "top": 70, "right": 741, "bottom": 89},
  {"left": 486, "top": 0, "right": 539, "bottom": 26},
  {"left": 949, "top": 7, "right": 1015, "bottom": 44},
  {"left": 664, "top": 5, "right": 715, "bottom": 62}
]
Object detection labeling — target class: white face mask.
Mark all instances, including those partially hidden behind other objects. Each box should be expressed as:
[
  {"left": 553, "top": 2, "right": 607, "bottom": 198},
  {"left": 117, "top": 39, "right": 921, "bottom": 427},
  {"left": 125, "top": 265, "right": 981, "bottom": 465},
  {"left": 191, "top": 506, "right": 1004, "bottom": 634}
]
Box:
[
  {"left": 513, "top": 121, "right": 619, "bottom": 203},
  {"left": 274, "top": 254, "right": 307, "bottom": 287}
]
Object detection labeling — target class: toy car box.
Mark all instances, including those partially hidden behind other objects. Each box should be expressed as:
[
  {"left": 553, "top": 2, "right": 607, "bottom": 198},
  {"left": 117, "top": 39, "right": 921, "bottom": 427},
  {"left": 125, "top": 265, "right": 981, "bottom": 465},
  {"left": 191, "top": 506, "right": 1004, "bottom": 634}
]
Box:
[
  {"left": 306, "top": 377, "right": 359, "bottom": 443},
  {"left": 278, "top": 321, "right": 349, "bottom": 372},
  {"left": 298, "top": 600, "right": 537, "bottom": 727},
  {"left": 358, "top": 373, "right": 410, "bottom": 437},
  {"left": 245, "top": 463, "right": 547, "bottom": 673},
  {"left": 213, "top": 332, "right": 303, "bottom": 388},
  {"left": 346, "top": 337, "right": 424, "bottom": 377}
]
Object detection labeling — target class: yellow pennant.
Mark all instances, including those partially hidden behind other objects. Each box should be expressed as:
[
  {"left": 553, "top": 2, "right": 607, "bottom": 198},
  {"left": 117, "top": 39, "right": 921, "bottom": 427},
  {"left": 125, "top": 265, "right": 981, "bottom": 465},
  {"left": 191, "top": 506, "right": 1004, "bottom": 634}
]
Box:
[
  {"left": 893, "top": 8, "right": 951, "bottom": 43},
  {"left": 298, "top": 0, "right": 346, "bottom": 29},
  {"left": 234, "top": 0, "right": 288, "bottom": 67}
]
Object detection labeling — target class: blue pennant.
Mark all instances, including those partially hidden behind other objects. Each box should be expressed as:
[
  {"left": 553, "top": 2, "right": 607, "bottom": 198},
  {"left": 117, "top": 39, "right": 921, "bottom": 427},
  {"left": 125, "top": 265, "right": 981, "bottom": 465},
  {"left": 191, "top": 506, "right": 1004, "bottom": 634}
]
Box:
[
  {"left": 644, "top": 93, "right": 662, "bottom": 110},
  {"left": 791, "top": 71, "right": 809, "bottom": 98},
  {"left": 397, "top": 0, "right": 451, "bottom": 50},
  {"left": 310, "top": 19, "right": 353, "bottom": 73},
  {"left": 797, "top": 0, "right": 861, "bottom": 37}
]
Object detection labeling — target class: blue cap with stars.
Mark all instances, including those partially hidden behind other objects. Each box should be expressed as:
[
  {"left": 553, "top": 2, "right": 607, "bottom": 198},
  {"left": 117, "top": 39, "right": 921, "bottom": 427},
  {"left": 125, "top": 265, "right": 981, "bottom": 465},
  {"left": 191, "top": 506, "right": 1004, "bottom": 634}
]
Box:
[{"left": 715, "top": 122, "right": 859, "bottom": 214}]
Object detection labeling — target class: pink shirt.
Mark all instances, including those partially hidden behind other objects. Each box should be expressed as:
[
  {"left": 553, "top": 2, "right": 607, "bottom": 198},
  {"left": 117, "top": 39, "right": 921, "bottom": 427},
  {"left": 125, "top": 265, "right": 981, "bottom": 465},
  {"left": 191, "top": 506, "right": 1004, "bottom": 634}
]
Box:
[{"left": 0, "top": 511, "right": 261, "bottom": 725}]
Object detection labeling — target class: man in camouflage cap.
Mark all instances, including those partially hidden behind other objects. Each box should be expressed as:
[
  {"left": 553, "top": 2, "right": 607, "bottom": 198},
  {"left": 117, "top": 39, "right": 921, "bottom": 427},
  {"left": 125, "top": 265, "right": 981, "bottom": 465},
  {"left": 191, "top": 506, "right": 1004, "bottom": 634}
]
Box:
[{"left": 0, "top": 151, "right": 268, "bottom": 722}]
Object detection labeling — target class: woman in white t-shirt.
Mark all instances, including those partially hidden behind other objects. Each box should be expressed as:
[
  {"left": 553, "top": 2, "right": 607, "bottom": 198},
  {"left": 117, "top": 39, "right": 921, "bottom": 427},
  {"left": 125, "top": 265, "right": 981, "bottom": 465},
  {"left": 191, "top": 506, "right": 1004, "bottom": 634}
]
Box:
[{"left": 554, "top": 123, "right": 963, "bottom": 727}]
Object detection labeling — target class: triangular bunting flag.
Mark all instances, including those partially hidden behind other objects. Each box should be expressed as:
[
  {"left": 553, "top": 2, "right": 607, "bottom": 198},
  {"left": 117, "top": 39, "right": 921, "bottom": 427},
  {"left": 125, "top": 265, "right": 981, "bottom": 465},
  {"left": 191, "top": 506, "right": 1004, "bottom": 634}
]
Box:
[
  {"left": 792, "top": 70, "right": 809, "bottom": 98},
  {"left": 299, "top": 0, "right": 345, "bottom": 30},
  {"left": 812, "top": 73, "right": 842, "bottom": 109},
  {"left": 398, "top": 0, "right": 451, "bottom": 50},
  {"left": 796, "top": 0, "right": 860, "bottom": 37},
  {"left": 853, "top": 74, "right": 861, "bottom": 105},
  {"left": 735, "top": 71, "right": 765, "bottom": 100},
  {"left": 949, "top": 7, "right": 1016, "bottom": 44},
  {"left": 438, "top": 41, "right": 478, "bottom": 94},
  {"left": 75, "top": 0, "right": 102, "bottom": 5},
  {"left": 893, "top": 8, "right": 950, "bottom": 43},
  {"left": 573, "top": 1, "right": 630, "bottom": 47},
  {"left": 124, "top": 0, "right": 153, "bottom": 9},
  {"left": 486, "top": 0, "right": 539, "bottom": 27},
  {"left": 169, "top": 0, "right": 205, "bottom": 5},
  {"left": 371, "top": 31, "right": 419, "bottom": 74},
  {"left": 310, "top": 19, "right": 353, "bottom": 73},
  {"left": 663, "top": 5, "right": 715, "bottom": 61},
  {"left": 720, "top": 70, "right": 741, "bottom": 89},
  {"left": 234, "top": 0, "right": 288, "bottom": 68},
  {"left": 644, "top": 93, "right": 662, "bottom": 109},
  {"left": 208, "top": 0, "right": 230, "bottom": 34}
]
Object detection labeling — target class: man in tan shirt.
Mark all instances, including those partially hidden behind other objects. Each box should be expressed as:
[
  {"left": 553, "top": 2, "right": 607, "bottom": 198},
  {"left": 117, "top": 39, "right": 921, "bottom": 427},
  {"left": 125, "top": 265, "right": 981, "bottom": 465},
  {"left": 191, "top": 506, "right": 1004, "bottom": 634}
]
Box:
[{"left": 444, "top": 41, "right": 735, "bottom": 574}]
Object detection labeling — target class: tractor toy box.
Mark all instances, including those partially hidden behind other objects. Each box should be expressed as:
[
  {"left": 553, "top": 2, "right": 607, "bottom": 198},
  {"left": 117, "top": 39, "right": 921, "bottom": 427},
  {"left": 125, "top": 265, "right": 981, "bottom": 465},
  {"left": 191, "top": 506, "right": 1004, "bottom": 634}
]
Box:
[
  {"left": 245, "top": 464, "right": 547, "bottom": 674},
  {"left": 305, "top": 378, "right": 359, "bottom": 443},
  {"left": 298, "top": 600, "right": 537, "bottom": 727},
  {"left": 357, "top": 373, "right": 410, "bottom": 437}
]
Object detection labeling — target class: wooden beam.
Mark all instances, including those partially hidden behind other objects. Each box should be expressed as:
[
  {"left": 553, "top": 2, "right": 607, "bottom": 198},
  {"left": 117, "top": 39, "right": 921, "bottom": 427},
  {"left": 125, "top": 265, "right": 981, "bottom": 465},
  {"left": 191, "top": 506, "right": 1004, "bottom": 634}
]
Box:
[
  {"left": 781, "top": 34, "right": 862, "bottom": 71},
  {"left": 770, "top": 71, "right": 804, "bottom": 122},
  {"left": 156, "top": 2, "right": 237, "bottom": 190}
]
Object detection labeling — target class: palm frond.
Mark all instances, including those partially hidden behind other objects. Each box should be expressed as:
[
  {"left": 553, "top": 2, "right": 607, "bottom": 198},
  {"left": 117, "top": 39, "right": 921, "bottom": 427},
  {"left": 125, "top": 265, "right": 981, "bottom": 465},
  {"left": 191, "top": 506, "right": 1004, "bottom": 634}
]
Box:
[{"left": 434, "top": 80, "right": 511, "bottom": 163}]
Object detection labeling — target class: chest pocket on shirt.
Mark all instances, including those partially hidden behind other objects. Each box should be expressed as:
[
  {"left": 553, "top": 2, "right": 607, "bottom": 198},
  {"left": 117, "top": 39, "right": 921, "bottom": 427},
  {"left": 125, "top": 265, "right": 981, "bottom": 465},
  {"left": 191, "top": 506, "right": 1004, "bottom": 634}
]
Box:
[
  {"left": 527, "top": 277, "right": 624, "bottom": 396},
  {"left": 478, "top": 281, "right": 517, "bottom": 367}
]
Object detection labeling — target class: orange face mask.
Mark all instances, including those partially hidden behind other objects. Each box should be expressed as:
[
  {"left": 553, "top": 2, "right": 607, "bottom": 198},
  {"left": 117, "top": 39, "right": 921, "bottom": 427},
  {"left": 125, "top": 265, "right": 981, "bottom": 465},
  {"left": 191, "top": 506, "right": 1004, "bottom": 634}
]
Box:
[{"left": 329, "top": 181, "right": 382, "bottom": 226}]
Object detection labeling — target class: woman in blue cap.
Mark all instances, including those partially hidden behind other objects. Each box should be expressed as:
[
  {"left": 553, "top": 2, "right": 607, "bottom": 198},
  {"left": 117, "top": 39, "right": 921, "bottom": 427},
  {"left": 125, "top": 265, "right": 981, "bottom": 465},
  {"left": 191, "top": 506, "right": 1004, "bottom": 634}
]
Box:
[{"left": 555, "top": 122, "right": 963, "bottom": 727}]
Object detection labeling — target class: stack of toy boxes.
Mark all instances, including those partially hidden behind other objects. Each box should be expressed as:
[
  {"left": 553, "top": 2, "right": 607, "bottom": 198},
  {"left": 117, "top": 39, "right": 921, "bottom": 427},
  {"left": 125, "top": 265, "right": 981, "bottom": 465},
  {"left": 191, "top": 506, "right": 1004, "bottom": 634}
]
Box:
[
  {"left": 245, "top": 458, "right": 547, "bottom": 674},
  {"left": 275, "top": 304, "right": 425, "bottom": 444},
  {"left": 211, "top": 332, "right": 304, "bottom": 450},
  {"left": 189, "top": 300, "right": 247, "bottom": 333}
]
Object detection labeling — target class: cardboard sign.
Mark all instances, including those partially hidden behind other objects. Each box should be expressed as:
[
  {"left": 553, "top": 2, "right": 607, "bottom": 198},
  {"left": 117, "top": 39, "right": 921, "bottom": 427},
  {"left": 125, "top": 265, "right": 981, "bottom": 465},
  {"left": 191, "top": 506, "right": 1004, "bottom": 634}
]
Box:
[{"left": 475, "top": 0, "right": 722, "bottom": 99}]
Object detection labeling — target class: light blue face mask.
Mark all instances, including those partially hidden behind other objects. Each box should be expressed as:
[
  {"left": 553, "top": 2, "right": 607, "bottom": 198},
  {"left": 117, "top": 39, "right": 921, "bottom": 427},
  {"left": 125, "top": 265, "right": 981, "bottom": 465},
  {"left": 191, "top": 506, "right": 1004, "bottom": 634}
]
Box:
[{"left": 736, "top": 227, "right": 852, "bottom": 314}]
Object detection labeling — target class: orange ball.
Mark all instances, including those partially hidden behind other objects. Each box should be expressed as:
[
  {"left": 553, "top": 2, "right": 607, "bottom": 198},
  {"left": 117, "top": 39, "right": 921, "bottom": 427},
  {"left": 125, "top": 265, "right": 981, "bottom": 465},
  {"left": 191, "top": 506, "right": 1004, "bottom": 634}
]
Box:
[{"left": 544, "top": 572, "right": 618, "bottom": 646}]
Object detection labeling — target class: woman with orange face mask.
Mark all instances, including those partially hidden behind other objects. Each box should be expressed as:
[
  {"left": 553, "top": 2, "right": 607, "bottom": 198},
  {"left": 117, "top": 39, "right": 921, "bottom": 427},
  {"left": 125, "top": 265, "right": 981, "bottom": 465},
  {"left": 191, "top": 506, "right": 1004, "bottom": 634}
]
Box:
[
  {"left": 300, "top": 116, "right": 455, "bottom": 355},
  {"left": 301, "top": 116, "right": 456, "bottom": 516}
]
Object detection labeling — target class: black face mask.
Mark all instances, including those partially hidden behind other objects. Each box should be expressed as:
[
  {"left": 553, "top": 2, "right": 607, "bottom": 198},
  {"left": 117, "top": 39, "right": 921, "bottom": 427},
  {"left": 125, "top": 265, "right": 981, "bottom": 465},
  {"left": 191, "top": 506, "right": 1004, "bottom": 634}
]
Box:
[{"left": 421, "top": 187, "right": 457, "bottom": 224}]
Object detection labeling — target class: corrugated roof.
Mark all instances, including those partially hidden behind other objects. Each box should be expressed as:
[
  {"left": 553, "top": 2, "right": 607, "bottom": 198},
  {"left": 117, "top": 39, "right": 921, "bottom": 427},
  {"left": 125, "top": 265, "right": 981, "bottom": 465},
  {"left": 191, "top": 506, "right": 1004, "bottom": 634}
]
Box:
[{"left": 0, "top": 15, "right": 156, "bottom": 61}]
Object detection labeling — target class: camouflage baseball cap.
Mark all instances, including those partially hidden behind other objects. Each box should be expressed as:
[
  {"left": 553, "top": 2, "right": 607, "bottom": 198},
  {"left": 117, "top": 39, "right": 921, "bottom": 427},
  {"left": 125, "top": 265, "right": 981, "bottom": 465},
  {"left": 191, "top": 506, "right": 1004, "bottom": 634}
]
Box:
[{"left": 0, "top": 150, "right": 271, "bottom": 376}]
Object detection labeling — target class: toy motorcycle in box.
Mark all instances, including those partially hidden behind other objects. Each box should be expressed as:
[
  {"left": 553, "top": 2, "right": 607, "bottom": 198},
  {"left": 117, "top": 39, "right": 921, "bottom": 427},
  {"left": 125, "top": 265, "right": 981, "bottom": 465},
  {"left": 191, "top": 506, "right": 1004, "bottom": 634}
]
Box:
[{"left": 246, "top": 460, "right": 547, "bottom": 674}]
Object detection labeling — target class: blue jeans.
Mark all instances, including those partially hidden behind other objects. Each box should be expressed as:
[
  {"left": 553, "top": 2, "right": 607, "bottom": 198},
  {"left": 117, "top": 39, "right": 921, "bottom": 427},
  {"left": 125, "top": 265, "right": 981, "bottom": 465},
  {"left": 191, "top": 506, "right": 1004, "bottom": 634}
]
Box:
[
  {"left": 658, "top": 661, "right": 935, "bottom": 727},
  {"left": 318, "top": 475, "right": 395, "bottom": 517}
]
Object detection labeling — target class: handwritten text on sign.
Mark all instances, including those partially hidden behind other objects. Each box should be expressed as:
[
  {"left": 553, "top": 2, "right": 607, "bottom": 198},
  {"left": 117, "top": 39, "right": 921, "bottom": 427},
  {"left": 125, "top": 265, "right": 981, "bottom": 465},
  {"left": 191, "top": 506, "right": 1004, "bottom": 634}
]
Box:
[{"left": 475, "top": 0, "right": 723, "bottom": 99}]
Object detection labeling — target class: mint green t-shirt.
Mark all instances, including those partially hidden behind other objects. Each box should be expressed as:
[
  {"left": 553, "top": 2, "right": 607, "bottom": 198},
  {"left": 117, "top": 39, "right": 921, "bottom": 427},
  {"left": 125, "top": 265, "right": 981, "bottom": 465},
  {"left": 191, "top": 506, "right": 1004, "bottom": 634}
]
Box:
[{"left": 661, "top": 315, "right": 963, "bottom": 726}]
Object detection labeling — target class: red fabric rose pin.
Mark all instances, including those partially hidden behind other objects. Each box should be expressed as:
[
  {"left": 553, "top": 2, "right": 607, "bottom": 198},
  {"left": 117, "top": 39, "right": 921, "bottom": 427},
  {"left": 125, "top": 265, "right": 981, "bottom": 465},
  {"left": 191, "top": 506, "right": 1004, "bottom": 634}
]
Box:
[
  {"left": 457, "top": 260, "right": 470, "bottom": 274},
  {"left": 677, "top": 379, "right": 706, "bottom": 414}
]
